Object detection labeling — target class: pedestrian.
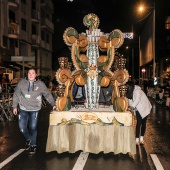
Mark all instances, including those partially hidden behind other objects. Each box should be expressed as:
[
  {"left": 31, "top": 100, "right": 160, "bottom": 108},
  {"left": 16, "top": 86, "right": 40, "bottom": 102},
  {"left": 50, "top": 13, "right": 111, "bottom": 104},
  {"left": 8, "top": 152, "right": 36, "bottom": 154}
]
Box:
[
  {"left": 12, "top": 68, "right": 56, "bottom": 154},
  {"left": 142, "top": 79, "right": 148, "bottom": 95},
  {"left": 126, "top": 81, "right": 152, "bottom": 145},
  {"left": 164, "top": 79, "right": 170, "bottom": 108}
]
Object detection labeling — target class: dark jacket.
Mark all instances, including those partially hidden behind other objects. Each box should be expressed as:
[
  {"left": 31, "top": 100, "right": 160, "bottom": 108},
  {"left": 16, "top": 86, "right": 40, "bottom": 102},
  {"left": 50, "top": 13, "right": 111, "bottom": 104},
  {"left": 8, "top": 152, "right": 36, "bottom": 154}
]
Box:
[{"left": 72, "top": 83, "right": 86, "bottom": 100}]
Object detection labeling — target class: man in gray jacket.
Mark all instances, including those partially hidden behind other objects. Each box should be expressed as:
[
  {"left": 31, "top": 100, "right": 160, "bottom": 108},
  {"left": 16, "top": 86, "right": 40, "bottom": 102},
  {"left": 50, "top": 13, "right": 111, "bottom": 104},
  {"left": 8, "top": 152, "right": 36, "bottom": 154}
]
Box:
[{"left": 13, "top": 68, "right": 56, "bottom": 154}]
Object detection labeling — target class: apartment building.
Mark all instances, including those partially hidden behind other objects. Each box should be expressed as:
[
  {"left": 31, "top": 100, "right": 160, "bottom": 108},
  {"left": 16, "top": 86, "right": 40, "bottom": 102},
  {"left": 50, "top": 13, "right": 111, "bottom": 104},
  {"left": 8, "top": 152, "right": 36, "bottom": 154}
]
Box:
[
  {"left": 158, "top": 16, "right": 170, "bottom": 81},
  {"left": 0, "top": 0, "right": 54, "bottom": 79},
  {"left": 131, "top": 0, "right": 170, "bottom": 85}
]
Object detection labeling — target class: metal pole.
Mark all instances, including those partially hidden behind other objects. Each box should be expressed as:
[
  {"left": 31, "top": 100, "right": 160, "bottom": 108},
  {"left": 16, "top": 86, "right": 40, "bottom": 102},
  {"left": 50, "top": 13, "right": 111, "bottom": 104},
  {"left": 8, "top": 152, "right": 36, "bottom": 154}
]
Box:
[
  {"left": 139, "top": 36, "right": 141, "bottom": 85},
  {"left": 153, "top": 2, "right": 156, "bottom": 78},
  {"left": 132, "top": 48, "right": 134, "bottom": 81},
  {"left": 131, "top": 24, "right": 134, "bottom": 81}
]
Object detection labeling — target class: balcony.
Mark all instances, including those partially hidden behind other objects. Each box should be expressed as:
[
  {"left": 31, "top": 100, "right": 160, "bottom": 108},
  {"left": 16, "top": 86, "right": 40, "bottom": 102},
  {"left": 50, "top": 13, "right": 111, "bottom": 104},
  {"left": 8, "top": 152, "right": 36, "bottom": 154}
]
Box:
[
  {"left": 41, "top": 18, "right": 54, "bottom": 33},
  {"left": 31, "top": 9, "right": 40, "bottom": 23},
  {"left": 8, "top": 22, "right": 19, "bottom": 39},
  {"left": 41, "top": 0, "right": 54, "bottom": 13},
  {"left": 8, "top": 0, "right": 19, "bottom": 10},
  {"left": 41, "top": 40, "right": 52, "bottom": 51},
  {"left": 31, "top": 35, "right": 41, "bottom": 47}
]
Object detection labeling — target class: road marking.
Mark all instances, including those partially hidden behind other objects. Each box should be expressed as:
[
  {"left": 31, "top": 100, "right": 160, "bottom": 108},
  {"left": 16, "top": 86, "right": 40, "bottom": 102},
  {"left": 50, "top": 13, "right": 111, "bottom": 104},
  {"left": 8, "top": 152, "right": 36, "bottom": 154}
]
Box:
[
  {"left": 0, "top": 149, "right": 25, "bottom": 169},
  {"left": 138, "top": 145, "right": 143, "bottom": 163},
  {"left": 72, "top": 152, "right": 89, "bottom": 170},
  {"left": 150, "top": 154, "right": 164, "bottom": 170}
]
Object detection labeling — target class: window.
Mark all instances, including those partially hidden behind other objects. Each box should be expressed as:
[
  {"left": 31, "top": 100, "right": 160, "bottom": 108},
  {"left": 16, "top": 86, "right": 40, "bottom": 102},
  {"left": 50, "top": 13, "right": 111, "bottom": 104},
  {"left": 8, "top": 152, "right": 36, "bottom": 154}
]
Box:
[
  {"left": 32, "top": 24, "right": 36, "bottom": 34},
  {"left": 15, "top": 40, "right": 18, "bottom": 48},
  {"left": 21, "top": 0, "right": 26, "bottom": 12},
  {"left": 46, "top": 34, "right": 49, "bottom": 43},
  {"left": 32, "top": 0, "right": 36, "bottom": 9},
  {"left": 9, "top": 10, "right": 15, "bottom": 23},
  {"left": 21, "top": 18, "right": 27, "bottom": 31},
  {"left": 9, "top": 39, "right": 15, "bottom": 49},
  {"left": 167, "top": 36, "right": 170, "bottom": 46},
  {"left": 41, "top": 31, "right": 45, "bottom": 41},
  {"left": 41, "top": 9, "right": 46, "bottom": 18},
  {"left": 46, "top": 13, "right": 49, "bottom": 20},
  {"left": 3, "top": 36, "right": 8, "bottom": 47},
  {"left": 21, "top": 0, "right": 26, "bottom": 4},
  {"left": 165, "top": 16, "right": 170, "bottom": 30}
]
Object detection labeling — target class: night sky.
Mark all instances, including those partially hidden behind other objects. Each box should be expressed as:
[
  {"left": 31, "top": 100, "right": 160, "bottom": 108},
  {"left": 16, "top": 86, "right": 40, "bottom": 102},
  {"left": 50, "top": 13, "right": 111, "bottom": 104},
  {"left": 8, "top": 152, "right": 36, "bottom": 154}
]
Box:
[
  {"left": 52, "top": 0, "right": 170, "bottom": 76},
  {"left": 52, "top": 0, "right": 135, "bottom": 68}
]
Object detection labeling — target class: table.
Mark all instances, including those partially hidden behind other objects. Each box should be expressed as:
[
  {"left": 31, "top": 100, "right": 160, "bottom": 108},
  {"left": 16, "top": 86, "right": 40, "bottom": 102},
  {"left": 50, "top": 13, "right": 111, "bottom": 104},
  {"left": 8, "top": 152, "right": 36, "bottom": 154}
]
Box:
[{"left": 46, "top": 110, "right": 136, "bottom": 154}]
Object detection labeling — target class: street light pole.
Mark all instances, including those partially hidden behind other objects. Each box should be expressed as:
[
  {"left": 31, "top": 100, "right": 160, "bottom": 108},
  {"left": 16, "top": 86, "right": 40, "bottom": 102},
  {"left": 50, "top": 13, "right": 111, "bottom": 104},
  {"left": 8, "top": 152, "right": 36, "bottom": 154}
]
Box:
[
  {"left": 139, "top": 36, "right": 141, "bottom": 85},
  {"left": 137, "top": 2, "right": 156, "bottom": 80},
  {"left": 132, "top": 47, "right": 134, "bottom": 81},
  {"left": 131, "top": 25, "right": 134, "bottom": 81},
  {"left": 153, "top": 2, "right": 156, "bottom": 78}
]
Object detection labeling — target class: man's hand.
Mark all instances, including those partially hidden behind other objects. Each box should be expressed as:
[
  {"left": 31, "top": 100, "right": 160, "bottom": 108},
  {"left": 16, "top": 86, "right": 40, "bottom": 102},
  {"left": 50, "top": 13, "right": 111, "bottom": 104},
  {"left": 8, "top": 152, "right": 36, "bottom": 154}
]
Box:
[
  {"left": 127, "top": 107, "right": 135, "bottom": 115},
  {"left": 53, "top": 106, "right": 56, "bottom": 110},
  {"left": 127, "top": 107, "right": 131, "bottom": 111},
  {"left": 13, "top": 108, "right": 18, "bottom": 115}
]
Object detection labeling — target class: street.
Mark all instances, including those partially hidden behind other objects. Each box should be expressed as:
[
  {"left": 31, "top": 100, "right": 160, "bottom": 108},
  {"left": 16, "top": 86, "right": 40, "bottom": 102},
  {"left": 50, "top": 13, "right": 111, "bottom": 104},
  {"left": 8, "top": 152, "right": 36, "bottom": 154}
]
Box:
[{"left": 0, "top": 98, "right": 170, "bottom": 170}]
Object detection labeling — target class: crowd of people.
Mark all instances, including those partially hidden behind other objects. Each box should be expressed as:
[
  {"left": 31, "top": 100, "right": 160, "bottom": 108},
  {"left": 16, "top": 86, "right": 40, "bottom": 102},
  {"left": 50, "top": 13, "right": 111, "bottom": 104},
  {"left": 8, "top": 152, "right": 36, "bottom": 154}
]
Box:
[
  {"left": 131, "top": 78, "right": 170, "bottom": 106},
  {"left": 143, "top": 78, "right": 170, "bottom": 107}
]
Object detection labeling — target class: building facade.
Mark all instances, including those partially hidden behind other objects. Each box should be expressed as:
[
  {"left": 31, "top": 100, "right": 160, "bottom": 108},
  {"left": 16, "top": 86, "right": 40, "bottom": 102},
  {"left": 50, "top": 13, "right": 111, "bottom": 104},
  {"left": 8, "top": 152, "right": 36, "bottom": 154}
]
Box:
[
  {"left": 139, "top": 1, "right": 170, "bottom": 85},
  {"left": 0, "top": 0, "right": 54, "bottom": 80},
  {"left": 158, "top": 16, "right": 170, "bottom": 82}
]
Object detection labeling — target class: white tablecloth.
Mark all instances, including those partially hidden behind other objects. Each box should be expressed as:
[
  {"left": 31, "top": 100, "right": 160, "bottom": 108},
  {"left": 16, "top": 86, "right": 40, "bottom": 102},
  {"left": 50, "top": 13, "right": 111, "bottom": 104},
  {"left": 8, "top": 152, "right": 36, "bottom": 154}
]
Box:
[{"left": 46, "top": 123, "right": 136, "bottom": 154}]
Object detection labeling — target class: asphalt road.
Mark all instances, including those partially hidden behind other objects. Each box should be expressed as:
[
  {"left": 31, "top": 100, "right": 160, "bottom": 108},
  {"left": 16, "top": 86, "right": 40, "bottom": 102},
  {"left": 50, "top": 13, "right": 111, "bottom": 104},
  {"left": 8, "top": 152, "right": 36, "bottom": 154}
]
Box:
[{"left": 0, "top": 97, "right": 170, "bottom": 170}]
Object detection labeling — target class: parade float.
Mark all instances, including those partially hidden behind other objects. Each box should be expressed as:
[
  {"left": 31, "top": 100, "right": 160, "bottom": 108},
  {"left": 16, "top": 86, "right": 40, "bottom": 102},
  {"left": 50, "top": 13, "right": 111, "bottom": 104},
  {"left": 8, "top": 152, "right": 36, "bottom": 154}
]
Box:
[{"left": 46, "top": 13, "right": 136, "bottom": 155}]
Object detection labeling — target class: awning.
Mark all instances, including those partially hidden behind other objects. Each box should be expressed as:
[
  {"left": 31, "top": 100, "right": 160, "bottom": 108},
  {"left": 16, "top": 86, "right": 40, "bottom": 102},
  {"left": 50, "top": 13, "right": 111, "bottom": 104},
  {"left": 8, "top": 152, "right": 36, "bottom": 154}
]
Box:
[
  {"left": 1, "top": 61, "right": 21, "bottom": 72},
  {"left": 15, "top": 61, "right": 34, "bottom": 69}
]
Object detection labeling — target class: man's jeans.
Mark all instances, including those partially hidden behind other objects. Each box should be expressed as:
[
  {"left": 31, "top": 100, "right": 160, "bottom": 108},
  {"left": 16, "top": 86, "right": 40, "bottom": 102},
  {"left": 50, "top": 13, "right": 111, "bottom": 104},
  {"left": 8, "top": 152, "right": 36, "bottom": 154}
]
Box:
[{"left": 18, "top": 109, "right": 39, "bottom": 145}]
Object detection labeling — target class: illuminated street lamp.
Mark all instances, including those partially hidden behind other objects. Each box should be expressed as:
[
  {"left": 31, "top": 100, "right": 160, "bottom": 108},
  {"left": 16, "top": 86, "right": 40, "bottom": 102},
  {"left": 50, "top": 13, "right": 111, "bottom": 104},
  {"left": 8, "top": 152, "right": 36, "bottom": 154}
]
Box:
[
  {"left": 141, "top": 68, "right": 146, "bottom": 73},
  {"left": 141, "top": 68, "right": 146, "bottom": 81},
  {"left": 138, "top": 2, "right": 155, "bottom": 78},
  {"left": 139, "top": 6, "right": 144, "bottom": 12}
]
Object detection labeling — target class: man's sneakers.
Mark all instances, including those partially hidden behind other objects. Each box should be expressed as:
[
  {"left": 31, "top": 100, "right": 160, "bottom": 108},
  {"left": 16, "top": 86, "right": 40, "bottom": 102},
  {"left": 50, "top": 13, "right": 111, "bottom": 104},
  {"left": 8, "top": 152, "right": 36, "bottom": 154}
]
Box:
[
  {"left": 136, "top": 136, "right": 144, "bottom": 145},
  {"left": 136, "top": 138, "right": 140, "bottom": 145},
  {"left": 25, "top": 140, "right": 37, "bottom": 154},
  {"left": 140, "top": 136, "right": 144, "bottom": 145},
  {"left": 25, "top": 140, "right": 31, "bottom": 150},
  {"left": 29, "top": 145, "right": 37, "bottom": 154}
]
